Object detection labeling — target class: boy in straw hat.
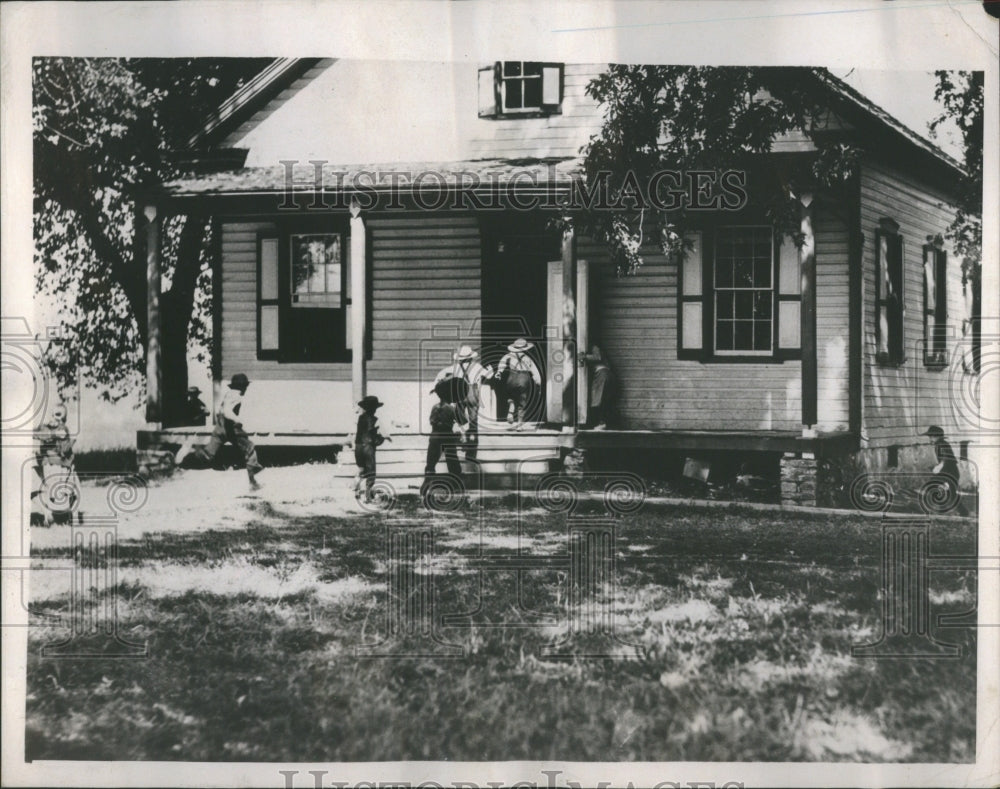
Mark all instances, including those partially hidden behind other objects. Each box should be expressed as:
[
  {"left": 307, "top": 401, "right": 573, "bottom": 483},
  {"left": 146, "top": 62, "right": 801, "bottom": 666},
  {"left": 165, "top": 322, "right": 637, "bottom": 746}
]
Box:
[
  {"left": 497, "top": 338, "right": 542, "bottom": 431},
  {"left": 433, "top": 344, "right": 493, "bottom": 460},
  {"left": 175, "top": 373, "right": 264, "bottom": 490},
  {"left": 354, "top": 394, "right": 390, "bottom": 502}
]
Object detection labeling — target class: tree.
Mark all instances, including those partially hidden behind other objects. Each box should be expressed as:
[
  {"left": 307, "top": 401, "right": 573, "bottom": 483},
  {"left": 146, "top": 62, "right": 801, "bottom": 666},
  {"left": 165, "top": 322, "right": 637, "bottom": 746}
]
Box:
[
  {"left": 578, "top": 66, "right": 861, "bottom": 274},
  {"left": 33, "top": 58, "right": 268, "bottom": 423},
  {"left": 931, "top": 69, "right": 983, "bottom": 372}
]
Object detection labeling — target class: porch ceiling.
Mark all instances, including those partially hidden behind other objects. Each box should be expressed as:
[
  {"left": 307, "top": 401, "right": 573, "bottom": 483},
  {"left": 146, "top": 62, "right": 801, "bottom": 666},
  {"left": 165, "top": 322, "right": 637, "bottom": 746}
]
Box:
[{"left": 159, "top": 156, "right": 585, "bottom": 198}]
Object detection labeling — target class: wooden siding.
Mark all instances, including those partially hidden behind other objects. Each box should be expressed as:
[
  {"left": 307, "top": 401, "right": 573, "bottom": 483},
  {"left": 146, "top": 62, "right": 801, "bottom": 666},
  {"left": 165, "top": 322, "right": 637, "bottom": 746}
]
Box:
[
  {"left": 466, "top": 64, "right": 604, "bottom": 160},
  {"left": 859, "top": 159, "right": 965, "bottom": 447},
  {"left": 591, "top": 206, "right": 850, "bottom": 433},
  {"left": 220, "top": 215, "right": 481, "bottom": 383}
]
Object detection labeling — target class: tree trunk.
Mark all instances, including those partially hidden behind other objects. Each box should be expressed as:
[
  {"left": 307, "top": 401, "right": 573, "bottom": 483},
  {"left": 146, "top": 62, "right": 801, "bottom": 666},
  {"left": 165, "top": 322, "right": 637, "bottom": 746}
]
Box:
[{"left": 160, "top": 216, "right": 208, "bottom": 427}]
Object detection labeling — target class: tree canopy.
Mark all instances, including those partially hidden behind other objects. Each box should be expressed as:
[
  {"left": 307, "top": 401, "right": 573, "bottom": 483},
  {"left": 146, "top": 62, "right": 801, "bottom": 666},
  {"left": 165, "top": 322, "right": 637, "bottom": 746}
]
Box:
[{"left": 33, "top": 57, "right": 269, "bottom": 412}]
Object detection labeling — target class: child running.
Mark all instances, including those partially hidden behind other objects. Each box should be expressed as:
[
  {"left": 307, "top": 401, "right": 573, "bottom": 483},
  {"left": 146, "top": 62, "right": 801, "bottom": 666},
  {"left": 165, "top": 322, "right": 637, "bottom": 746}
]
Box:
[{"left": 175, "top": 373, "right": 264, "bottom": 490}]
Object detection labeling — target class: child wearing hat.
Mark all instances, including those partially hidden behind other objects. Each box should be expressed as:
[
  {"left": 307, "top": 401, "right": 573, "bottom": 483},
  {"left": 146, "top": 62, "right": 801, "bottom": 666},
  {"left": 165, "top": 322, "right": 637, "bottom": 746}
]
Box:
[
  {"left": 433, "top": 344, "right": 493, "bottom": 460},
  {"left": 923, "top": 425, "right": 967, "bottom": 515},
  {"left": 423, "top": 375, "right": 467, "bottom": 488},
  {"left": 175, "top": 373, "right": 264, "bottom": 490},
  {"left": 497, "top": 338, "right": 542, "bottom": 431},
  {"left": 354, "top": 394, "right": 390, "bottom": 502}
]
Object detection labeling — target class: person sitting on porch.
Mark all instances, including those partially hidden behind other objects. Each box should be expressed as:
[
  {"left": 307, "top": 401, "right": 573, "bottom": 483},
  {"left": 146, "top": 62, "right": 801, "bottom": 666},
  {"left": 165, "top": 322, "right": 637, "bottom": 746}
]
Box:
[
  {"left": 580, "top": 344, "right": 616, "bottom": 430},
  {"left": 497, "top": 338, "right": 542, "bottom": 431},
  {"left": 422, "top": 375, "right": 467, "bottom": 495},
  {"left": 923, "top": 425, "right": 967, "bottom": 516},
  {"left": 175, "top": 373, "right": 264, "bottom": 491},
  {"left": 353, "top": 395, "right": 389, "bottom": 503},
  {"left": 184, "top": 386, "right": 209, "bottom": 426},
  {"left": 433, "top": 345, "right": 493, "bottom": 460}
]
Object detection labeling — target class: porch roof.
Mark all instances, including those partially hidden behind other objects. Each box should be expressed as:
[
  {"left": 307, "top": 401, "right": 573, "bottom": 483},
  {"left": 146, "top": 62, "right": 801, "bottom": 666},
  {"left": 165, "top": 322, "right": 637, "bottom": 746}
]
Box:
[{"left": 159, "top": 156, "right": 585, "bottom": 198}]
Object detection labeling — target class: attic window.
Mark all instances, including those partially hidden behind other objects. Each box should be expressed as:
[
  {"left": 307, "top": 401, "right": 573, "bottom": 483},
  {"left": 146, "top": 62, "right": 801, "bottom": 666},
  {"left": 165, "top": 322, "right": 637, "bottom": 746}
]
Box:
[{"left": 478, "top": 62, "right": 563, "bottom": 119}]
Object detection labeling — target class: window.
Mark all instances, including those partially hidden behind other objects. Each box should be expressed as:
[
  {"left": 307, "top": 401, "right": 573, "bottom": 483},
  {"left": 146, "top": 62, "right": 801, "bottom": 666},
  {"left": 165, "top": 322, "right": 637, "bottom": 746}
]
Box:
[
  {"left": 923, "top": 243, "right": 947, "bottom": 367},
  {"left": 291, "top": 234, "right": 343, "bottom": 307},
  {"left": 875, "top": 220, "right": 905, "bottom": 366},
  {"left": 677, "top": 226, "right": 800, "bottom": 361},
  {"left": 478, "top": 62, "right": 562, "bottom": 118},
  {"left": 257, "top": 222, "right": 370, "bottom": 363}
]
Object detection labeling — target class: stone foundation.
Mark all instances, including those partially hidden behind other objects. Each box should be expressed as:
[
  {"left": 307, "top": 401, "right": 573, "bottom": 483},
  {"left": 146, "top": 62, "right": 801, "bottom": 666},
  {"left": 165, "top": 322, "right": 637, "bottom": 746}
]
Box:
[{"left": 780, "top": 451, "right": 817, "bottom": 507}]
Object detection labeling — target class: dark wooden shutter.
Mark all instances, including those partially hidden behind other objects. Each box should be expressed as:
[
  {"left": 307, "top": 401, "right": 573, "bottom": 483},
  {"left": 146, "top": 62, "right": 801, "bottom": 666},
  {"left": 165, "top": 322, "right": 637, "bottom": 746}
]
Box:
[{"left": 677, "top": 231, "right": 705, "bottom": 359}]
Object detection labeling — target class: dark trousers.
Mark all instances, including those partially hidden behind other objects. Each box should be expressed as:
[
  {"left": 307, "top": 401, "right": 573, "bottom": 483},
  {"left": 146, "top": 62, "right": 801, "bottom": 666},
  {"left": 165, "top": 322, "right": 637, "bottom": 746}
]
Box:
[
  {"left": 425, "top": 433, "right": 462, "bottom": 475},
  {"left": 460, "top": 407, "right": 479, "bottom": 461},
  {"left": 505, "top": 371, "right": 534, "bottom": 423},
  {"left": 932, "top": 472, "right": 968, "bottom": 516},
  {"left": 355, "top": 444, "right": 376, "bottom": 497},
  {"left": 194, "top": 419, "right": 263, "bottom": 479}
]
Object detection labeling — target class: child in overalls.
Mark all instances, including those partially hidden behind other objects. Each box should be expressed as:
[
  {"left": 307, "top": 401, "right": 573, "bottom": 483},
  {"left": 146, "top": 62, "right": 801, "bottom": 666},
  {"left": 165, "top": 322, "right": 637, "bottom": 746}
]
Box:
[
  {"left": 32, "top": 403, "right": 78, "bottom": 525},
  {"left": 497, "top": 338, "right": 542, "bottom": 431},
  {"left": 423, "top": 375, "right": 467, "bottom": 492},
  {"left": 175, "top": 373, "right": 264, "bottom": 490},
  {"left": 354, "top": 395, "right": 389, "bottom": 502}
]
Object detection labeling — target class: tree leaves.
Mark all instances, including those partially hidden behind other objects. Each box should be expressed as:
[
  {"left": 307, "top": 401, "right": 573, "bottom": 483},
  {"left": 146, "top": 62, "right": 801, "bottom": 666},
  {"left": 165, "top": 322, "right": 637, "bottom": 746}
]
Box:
[{"left": 33, "top": 57, "right": 269, "bottom": 404}]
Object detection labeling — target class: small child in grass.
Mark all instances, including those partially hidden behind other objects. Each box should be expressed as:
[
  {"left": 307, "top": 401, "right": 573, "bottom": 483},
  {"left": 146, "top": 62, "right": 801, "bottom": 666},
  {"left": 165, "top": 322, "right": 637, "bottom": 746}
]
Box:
[{"left": 354, "top": 395, "right": 390, "bottom": 502}]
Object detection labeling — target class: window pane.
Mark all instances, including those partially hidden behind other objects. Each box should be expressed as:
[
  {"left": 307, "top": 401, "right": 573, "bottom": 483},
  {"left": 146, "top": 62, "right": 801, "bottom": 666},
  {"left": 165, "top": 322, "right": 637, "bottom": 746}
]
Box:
[
  {"left": 778, "top": 301, "right": 800, "bottom": 348},
  {"left": 542, "top": 66, "right": 560, "bottom": 104},
  {"left": 506, "top": 79, "right": 523, "bottom": 109},
  {"left": 778, "top": 236, "right": 799, "bottom": 294},
  {"left": 717, "top": 291, "right": 734, "bottom": 319},
  {"left": 734, "top": 257, "right": 753, "bottom": 287},
  {"left": 291, "top": 233, "right": 343, "bottom": 307},
  {"left": 504, "top": 61, "right": 521, "bottom": 77},
  {"left": 754, "top": 291, "right": 772, "bottom": 319},
  {"left": 754, "top": 255, "right": 772, "bottom": 288},
  {"left": 260, "top": 305, "right": 279, "bottom": 350},
  {"left": 733, "top": 320, "right": 754, "bottom": 351},
  {"left": 716, "top": 259, "right": 733, "bottom": 288},
  {"left": 682, "top": 302, "right": 703, "bottom": 349},
  {"left": 523, "top": 77, "right": 542, "bottom": 109},
  {"left": 734, "top": 290, "right": 753, "bottom": 318},
  {"left": 753, "top": 320, "right": 772, "bottom": 351},
  {"left": 261, "top": 238, "right": 279, "bottom": 300},
  {"left": 878, "top": 304, "right": 890, "bottom": 355},
  {"left": 523, "top": 62, "right": 543, "bottom": 76},
  {"left": 716, "top": 321, "right": 734, "bottom": 351},
  {"left": 924, "top": 256, "right": 936, "bottom": 312}
]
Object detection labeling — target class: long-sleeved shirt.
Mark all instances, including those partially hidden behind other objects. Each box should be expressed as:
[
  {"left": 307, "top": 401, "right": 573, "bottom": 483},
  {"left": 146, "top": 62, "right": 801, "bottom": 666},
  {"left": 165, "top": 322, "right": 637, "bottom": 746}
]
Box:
[
  {"left": 497, "top": 352, "right": 541, "bottom": 385},
  {"left": 355, "top": 412, "right": 387, "bottom": 449}
]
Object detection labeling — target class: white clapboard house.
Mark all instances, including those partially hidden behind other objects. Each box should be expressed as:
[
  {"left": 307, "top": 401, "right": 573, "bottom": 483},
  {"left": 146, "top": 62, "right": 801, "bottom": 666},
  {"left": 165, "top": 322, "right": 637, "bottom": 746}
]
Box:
[{"left": 137, "top": 60, "right": 978, "bottom": 502}]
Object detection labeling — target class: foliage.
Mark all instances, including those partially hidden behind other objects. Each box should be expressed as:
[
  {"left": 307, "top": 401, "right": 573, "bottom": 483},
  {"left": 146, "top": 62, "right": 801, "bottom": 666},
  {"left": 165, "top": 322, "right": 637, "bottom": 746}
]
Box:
[
  {"left": 930, "top": 70, "right": 983, "bottom": 284},
  {"left": 580, "top": 66, "right": 862, "bottom": 274},
  {"left": 33, "top": 58, "right": 268, "bottom": 405}
]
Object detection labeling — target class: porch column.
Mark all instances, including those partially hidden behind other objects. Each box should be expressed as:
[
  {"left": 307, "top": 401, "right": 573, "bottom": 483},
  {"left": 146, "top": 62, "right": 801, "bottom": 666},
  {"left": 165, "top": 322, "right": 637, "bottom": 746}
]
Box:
[
  {"left": 799, "top": 193, "right": 818, "bottom": 436},
  {"left": 143, "top": 204, "right": 162, "bottom": 426},
  {"left": 350, "top": 198, "right": 367, "bottom": 403},
  {"left": 560, "top": 215, "right": 577, "bottom": 429},
  {"left": 210, "top": 217, "right": 224, "bottom": 417}
]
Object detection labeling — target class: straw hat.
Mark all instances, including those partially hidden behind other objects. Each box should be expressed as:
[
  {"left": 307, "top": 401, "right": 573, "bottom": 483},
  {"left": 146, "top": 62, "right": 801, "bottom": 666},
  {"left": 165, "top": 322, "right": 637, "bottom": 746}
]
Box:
[
  {"left": 507, "top": 338, "right": 534, "bottom": 353},
  {"left": 454, "top": 344, "right": 478, "bottom": 361}
]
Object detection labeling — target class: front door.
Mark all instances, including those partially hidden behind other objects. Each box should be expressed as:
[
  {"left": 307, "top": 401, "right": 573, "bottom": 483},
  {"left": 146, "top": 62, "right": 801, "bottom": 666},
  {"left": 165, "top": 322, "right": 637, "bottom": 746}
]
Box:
[{"left": 481, "top": 219, "right": 553, "bottom": 424}]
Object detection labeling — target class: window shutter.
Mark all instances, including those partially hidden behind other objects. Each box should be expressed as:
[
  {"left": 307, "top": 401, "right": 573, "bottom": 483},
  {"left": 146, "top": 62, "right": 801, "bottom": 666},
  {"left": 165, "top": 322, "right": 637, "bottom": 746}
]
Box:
[
  {"left": 258, "top": 235, "right": 280, "bottom": 356},
  {"left": 678, "top": 231, "right": 704, "bottom": 354},
  {"left": 777, "top": 234, "right": 801, "bottom": 350},
  {"left": 891, "top": 235, "right": 905, "bottom": 364},
  {"left": 875, "top": 230, "right": 890, "bottom": 361},
  {"left": 478, "top": 64, "right": 499, "bottom": 118},
  {"left": 541, "top": 64, "right": 562, "bottom": 111}
]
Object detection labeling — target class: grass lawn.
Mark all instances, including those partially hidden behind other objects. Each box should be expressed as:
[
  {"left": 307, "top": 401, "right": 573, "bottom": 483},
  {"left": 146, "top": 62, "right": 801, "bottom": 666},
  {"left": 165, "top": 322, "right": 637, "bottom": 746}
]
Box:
[{"left": 24, "top": 468, "right": 977, "bottom": 762}]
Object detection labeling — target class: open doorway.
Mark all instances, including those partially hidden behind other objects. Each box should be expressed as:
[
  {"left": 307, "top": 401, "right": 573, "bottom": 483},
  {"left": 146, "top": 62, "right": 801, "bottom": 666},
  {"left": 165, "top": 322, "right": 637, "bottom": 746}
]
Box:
[{"left": 480, "top": 213, "right": 557, "bottom": 427}]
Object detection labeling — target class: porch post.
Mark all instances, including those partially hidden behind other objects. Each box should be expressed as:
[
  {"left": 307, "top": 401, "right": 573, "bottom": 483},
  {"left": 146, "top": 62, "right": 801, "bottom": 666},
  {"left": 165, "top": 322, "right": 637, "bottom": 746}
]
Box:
[
  {"left": 144, "top": 204, "right": 162, "bottom": 426},
  {"left": 210, "top": 217, "right": 224, "bottom": 417},
  {"left": 799, "top": 193, "right": 818, "bottom": 435},
  {"left": 560, "top": 214, "right": 577, "bottom": 429},
  {"left": 350, "top": 198, "right": 367, "bottom": 403}
]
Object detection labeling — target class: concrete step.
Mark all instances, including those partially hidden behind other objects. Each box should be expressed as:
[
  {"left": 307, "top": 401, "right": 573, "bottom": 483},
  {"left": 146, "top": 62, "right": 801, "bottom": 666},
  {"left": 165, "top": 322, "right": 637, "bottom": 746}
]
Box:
[{"left": 332, "top": 458, "right": 556, "bottom": 477}]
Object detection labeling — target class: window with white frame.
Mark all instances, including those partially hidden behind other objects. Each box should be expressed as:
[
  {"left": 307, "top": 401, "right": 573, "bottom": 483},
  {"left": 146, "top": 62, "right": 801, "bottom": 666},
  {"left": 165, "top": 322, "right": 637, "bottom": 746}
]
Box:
[
  {"left": 478, "top": 62, "right": 563, "bottom": 118},
  {"left": 678, "top": 226, "right": 800, "bottom": 361}
]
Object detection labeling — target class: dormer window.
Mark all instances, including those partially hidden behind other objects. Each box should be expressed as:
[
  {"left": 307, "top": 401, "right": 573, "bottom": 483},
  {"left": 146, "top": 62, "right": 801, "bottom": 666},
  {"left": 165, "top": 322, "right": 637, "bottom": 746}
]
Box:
[{"left": 478, "top": 62, "right": 563, "bottom": 119}]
